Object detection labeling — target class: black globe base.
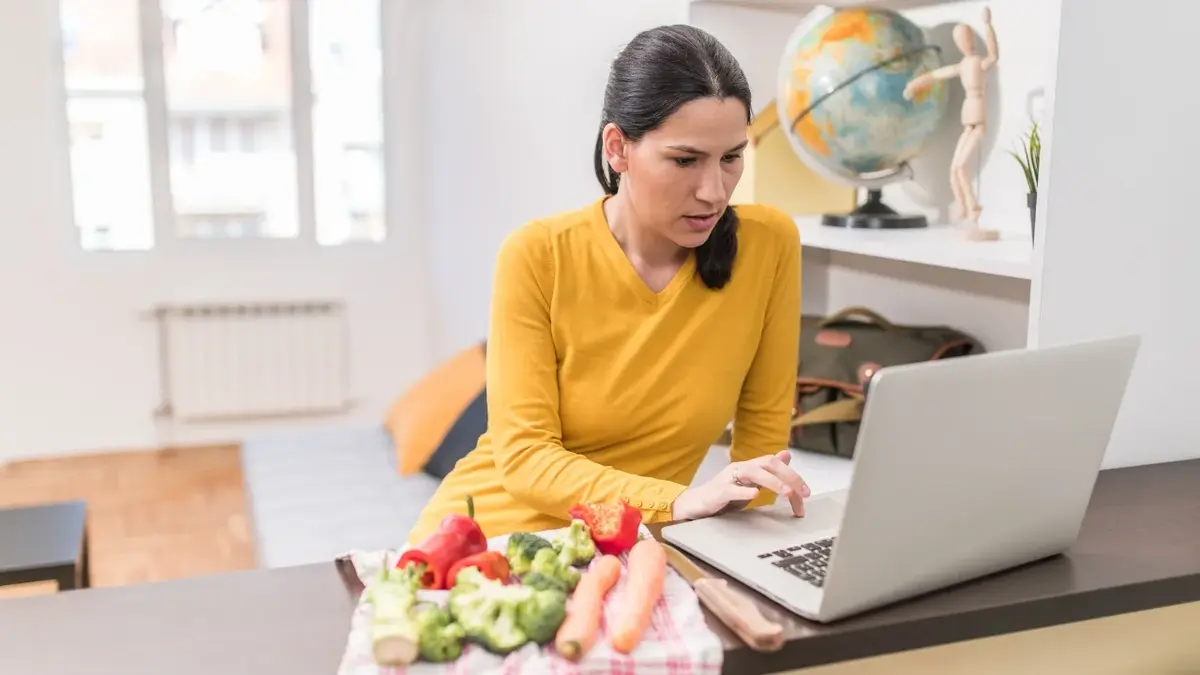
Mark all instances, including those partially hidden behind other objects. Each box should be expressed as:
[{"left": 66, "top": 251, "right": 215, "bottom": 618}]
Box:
[
  {"left": 821, "top": 212, "right": 929, "bottom": 229},
  {"left": 821, "top": 188, "right": 928, "bottom": 230}
]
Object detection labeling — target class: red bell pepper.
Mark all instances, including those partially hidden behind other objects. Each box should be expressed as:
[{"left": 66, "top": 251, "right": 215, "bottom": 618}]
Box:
[
  {"left": 567, "top": 501, "right": 643, "bottom": 556},
  {"left": 446, "top": 550, "right": 511, "bottom": 587},
  {"left": 396, "top": 495, "right": 488, "bottom": 590}
]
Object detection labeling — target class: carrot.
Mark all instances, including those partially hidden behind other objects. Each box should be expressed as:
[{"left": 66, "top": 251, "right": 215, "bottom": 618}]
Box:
[
  {"left": 608, "top": 536, "right": 667, "bottom": 655},
  {"left": 555, "top": 554, "right": 622, "bottom": 662}
]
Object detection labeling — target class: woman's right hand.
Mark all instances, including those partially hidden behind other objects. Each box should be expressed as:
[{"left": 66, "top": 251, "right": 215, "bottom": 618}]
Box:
[{"left": 672, "top": 450, "right": 811, "bottom": 521}]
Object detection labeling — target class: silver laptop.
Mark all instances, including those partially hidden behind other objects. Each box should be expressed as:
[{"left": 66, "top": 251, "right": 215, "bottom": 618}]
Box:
[{"left": 661, "top": 334, "right": 1141, "bottom": 623}]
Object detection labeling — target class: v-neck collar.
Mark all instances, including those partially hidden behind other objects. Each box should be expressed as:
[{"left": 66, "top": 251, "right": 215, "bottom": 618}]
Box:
[{"left": 590, "top": 197, "right": 696, "bottom": 308}]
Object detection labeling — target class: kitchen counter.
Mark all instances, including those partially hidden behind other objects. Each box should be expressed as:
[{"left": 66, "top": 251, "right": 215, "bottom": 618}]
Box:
[{"left": 0, "top": 459, "right": 1197, "bottom": 674}]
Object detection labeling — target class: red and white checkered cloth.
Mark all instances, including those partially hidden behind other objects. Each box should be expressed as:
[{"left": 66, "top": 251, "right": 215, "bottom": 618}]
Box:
[{"left": 336, "top": 528, "right": 724, "bottom": 675}]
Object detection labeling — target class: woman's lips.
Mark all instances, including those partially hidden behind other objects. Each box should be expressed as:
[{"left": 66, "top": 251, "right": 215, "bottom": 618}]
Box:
[{"left": 684, "top": 213, "right": 719, "bottom": 231}]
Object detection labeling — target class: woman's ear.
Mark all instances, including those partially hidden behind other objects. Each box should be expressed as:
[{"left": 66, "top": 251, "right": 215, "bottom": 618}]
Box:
[{"left": 602, "top": 123, "right": 629, "bottom": 174}]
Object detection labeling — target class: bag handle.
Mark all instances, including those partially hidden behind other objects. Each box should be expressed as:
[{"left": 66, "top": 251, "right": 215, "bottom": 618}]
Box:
[
  {"left": 818, "top": 306, "right": 896, "bottom": 331},
  {"left": 791, "top": 398, "right": 863, "bottom": 428}
]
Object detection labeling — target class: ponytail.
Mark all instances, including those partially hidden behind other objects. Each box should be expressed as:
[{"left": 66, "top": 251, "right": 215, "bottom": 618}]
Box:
[
  {"left": 592, "top": 128, "right": 738, "bottom": 290},
  {"left": 695, "top": 209, "right": 738, "bottom": 290}
]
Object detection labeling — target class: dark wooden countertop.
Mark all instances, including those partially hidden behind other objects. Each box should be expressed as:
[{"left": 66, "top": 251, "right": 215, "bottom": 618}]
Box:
[
  {"left": 659, "top": 457, "right": 1200, "bottom": 674},
  {"left": 0, "top": 459, "right": 1196, "bottom": 675}
]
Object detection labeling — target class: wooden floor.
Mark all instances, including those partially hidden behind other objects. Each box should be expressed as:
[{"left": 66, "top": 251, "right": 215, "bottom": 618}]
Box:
[{"left": 0, "top": 445, "right": 255, "bottom": 594}]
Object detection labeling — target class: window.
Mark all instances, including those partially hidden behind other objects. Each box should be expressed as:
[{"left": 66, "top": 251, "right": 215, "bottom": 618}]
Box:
[
  {"left": 310, "top": 0, "right": 386, "bottom": 245},
  {"left": 60, "top": 0, "right": 155, "bottom": 251},
  {"left": 58, "top": 0, "right": 386, "bottom": 251}
]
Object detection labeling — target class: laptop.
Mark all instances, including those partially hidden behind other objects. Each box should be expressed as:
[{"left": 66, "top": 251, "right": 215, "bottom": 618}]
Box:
[{"left": 661, "top": 334, "right": 1141, "bottom": 623}]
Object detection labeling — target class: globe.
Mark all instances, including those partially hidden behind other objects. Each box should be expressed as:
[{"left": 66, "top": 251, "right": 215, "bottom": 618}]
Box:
[{"left": 776, "top": 6, "right": 948, "bottom": 228}]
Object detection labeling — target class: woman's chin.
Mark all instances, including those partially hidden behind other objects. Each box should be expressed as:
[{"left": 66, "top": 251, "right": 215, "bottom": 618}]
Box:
[{"left": 675, "top": 228, "right": 715, "bottom": 249}]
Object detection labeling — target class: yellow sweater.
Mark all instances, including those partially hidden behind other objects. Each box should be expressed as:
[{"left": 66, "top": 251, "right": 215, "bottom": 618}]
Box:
[{"left": 405, "top": 198, "right": 801, "bottom": 545}]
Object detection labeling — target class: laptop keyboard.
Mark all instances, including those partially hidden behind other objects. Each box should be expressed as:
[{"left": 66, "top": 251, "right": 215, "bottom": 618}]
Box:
[{"left": 756, "top": 537, "right": 836, "bottom": 588}]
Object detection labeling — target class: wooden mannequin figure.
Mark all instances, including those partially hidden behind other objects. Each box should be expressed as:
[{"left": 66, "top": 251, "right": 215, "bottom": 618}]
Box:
[{"left": 904, "top": 7, "right": 999, "bottom": 240}]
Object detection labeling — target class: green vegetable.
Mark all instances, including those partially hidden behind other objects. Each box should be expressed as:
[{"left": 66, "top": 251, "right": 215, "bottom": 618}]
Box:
[
  {"left": 517, "top": 587, "right": 569, "bottom": 644},
  {"left": 414, "top": 605, "right": 466, "bottom": 662},
  {"left": 447, "top": 566, "right": 569, "bottom": 654},
  {"left": 521, "top": 570, "right": 570, "bottom": 593},
  {"left": 530, "top": 546, "right": 581, "bottom": 592},
  {"left": 367, "top": 562, "right": 470, "bottom": 665},
  {"left": 550, "top": 519, "right": 597, "bottom": 567},
  {"left": 483, "top": 601, "right": 529, "bottom": 654},
  {"left": 386, "top": 561, "right": 428, "bottom": 589},
  {"left": 505, "top": 532, "right": 554, "bottom": 576},
  {"left": 368, "top": 567, "right": 424, "bottom": 666}
]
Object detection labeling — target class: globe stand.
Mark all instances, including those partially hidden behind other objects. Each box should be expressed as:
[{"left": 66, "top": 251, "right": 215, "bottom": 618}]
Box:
[{"left": 821, "top": 189, "right": 928, "bottom": 229}]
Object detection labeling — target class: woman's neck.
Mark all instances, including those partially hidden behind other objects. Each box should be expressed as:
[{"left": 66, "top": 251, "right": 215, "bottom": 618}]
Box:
[{"left": 603, "top": 191, "right": 688, "bottom": 268}]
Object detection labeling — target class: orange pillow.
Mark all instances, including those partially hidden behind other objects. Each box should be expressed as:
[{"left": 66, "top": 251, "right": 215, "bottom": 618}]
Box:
[{"left": 385, "top": 343, "right": 487, "bottom": 475}]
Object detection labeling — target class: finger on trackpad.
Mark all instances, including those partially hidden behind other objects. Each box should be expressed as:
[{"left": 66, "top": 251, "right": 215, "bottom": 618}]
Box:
[{"left": 789, "top": 493, "right": 846, "bottom": 525}]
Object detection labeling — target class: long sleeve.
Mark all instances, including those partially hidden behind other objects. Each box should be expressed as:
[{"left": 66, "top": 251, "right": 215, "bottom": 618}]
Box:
[
  {"left": 486, "top": 224, "right": 688, "bottom": 524},
  {"left": 730, "top": 219, "right": 802, "bottom": 508}
]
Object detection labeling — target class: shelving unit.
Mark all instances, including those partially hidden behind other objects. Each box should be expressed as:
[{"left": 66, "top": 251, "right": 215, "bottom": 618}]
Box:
[
  {"left": 688, "top": 0, "right": 1052, "bottom": 353},
  {"left": 795, "top": 218, "right": 1034, "bottom": 280},
  {"left": 693, "top": 0, "right": 1200, "bottom": 484}
]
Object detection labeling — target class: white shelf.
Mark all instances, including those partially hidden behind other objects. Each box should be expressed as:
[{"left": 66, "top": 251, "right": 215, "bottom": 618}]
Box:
[
  {"left": 689, "top": 0, "right": 958, "bottom": 12},
  {"left": 795, "top": 217, "right": 1034, "bottom": 280}
]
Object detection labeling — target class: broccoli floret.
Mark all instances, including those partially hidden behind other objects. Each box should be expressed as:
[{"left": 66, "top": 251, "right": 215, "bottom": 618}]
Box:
[
  {"left": 447, "top": 567, "right": 488, "bottom": 621},
  {"left": 445, "top": 563, "right": 567, "bottom": 655},
  {"left": 550, "top": 519, "right": 597, "bottom": 567},
  {"left": 448, "top": 567, "right": 531, "bottom": 652},
  {"left": 480, "top": 601, "right": 529, "bottom": 654},
  {"left": 530, "top": 546, "right": 581, "bottom": 591},
  {"left": 506, "top": 532, "right": 554, "bottom": 576},
  {"left": 382, "top": 561, "right": 427, "bottom": 591},
  {"left": 414, "top": 605, "right": 465, "bottom": 662},
  {"left": 449, "top": 565, "right": 487, "bottom": 596},
  {"left": 455, "top": 590, "right": 532, "bottom": 653},
  {"left": 516, "top": 588, "right": 568, "bottom": 644},
  {"left": 521, "top": 570, "right": 569, "bottom": 593}
]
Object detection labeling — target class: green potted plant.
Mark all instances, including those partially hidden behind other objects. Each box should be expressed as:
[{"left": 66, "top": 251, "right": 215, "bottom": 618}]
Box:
[{"left": 1009, "top": 120, "right": 1041, "bottom": 238}]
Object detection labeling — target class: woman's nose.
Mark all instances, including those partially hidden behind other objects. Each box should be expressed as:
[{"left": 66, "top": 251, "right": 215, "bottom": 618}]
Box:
[{"left": 695, "top": 163, "right": 726, "bottom": 204}]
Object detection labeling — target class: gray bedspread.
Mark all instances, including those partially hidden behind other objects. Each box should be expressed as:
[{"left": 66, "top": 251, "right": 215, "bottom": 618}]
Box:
[{"left": 240, "top": 425, "right": 442, "bottom": 568}]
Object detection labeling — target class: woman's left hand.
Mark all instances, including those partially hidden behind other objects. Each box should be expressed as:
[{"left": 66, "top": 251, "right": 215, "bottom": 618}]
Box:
[{"left": 673, "top": 451, "right": 811, "bottom": 521}]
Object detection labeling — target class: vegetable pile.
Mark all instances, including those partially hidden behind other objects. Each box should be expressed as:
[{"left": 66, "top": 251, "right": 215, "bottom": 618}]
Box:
[{"left": 366, "top": 498, "right": 667, "bottom": 667}]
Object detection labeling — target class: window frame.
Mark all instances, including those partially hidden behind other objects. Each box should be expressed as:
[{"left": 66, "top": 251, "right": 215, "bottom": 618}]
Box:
[{"left": 59, "top": 0, "right": 388, "bottom": 253}]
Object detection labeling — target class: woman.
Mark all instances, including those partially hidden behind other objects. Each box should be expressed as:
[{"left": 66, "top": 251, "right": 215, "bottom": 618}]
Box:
[{"left": 406, "top": 24, "right": 809, "bottom": 546}]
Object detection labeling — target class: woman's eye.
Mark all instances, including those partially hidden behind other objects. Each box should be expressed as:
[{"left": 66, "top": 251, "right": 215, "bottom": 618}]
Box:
[
  {"left": 721, "top": 154, "right": 743, "bottom": 163},
  {"left": 673, "top": 157, "right": 697, "bottom": 167}
]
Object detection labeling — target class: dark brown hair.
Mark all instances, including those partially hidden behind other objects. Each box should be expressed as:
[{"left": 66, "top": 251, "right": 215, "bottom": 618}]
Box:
[{"left": 593, "top": 24, "right": 751, "bottom": 290}]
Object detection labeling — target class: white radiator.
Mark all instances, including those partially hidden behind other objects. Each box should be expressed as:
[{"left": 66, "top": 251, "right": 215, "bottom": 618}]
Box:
[{"left": 152, "top": 301, "right": 350, "bottom": 422}]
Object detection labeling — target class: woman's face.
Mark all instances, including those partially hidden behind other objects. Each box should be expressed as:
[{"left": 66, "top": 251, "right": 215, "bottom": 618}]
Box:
[{"left": 604, "top": 96, "right": 749, "bottom": 249}]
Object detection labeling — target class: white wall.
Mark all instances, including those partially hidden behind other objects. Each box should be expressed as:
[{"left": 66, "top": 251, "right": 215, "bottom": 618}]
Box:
[
  {"left": 1030, "top": 0, "right": 1198, "bottom": 469},
  {"left": 422, "top": 0, "right": 690, "bottom": 362},
  {"left": 689, "top": 0, "right": 1059, "bottom": 352},
  {"left": 0, "top": 0, "right": 434, "bottom": 461}
]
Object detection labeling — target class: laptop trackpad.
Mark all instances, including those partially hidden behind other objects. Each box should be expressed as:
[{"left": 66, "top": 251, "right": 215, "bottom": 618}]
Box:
[
  {"left": 748, "top": 490, "right": 846, "bottom": 533},
  {"left": 665, "top": 490, "right": 847, "bottom": 545}
]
